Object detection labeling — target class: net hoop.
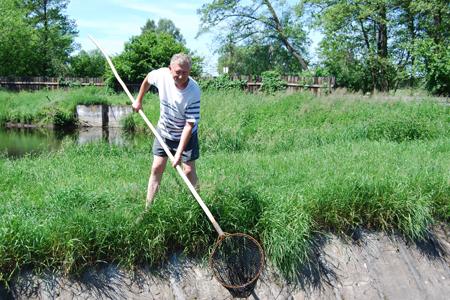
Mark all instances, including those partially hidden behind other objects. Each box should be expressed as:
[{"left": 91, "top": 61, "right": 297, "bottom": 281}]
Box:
[{"left": 209, "top": 232, "right": 265, "bottom": 292}]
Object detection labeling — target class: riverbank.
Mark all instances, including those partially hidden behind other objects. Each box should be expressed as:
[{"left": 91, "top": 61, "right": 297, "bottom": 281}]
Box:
[
  {"left": 0, "top": 88, "right": 449, "bottom": 288},
  {"left": 0, "top": 87, "right": 136, "bottom": 128},
  {"left": 2, "top": 227, "right": 449, "bottom": 299}
]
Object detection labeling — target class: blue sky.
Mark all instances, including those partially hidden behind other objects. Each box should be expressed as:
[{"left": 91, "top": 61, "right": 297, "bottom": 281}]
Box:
[
  {"left": 67, "top": 0, "right": 321, "bottom": 75},
  {"left": 67, "top": 0, "right": 219, "bottom": 73}
]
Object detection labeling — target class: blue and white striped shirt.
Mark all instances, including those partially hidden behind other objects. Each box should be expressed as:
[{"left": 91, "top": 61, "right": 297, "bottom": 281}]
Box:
[{"left": 147, "top": 68, "right": 201, "bottom": 140}]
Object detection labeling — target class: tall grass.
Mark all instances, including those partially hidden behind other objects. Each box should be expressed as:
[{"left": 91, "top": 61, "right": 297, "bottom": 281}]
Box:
[{"left": 0, "top": 88, "right": 448, "bottom": 283}]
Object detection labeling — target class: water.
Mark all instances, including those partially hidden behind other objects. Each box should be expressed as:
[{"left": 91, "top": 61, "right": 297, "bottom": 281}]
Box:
[{"left": 0, "top": 127, "right": 139, "bottom": 158}]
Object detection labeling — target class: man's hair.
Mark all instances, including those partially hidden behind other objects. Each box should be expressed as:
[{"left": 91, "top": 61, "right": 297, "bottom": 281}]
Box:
[{"left": 170, "top": 53, "right": 192, "bottom": 68}]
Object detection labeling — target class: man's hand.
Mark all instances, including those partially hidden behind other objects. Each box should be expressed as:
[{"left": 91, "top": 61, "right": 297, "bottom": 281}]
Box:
[
  {"left": 172, "top": 152, "right": 182, "bottom": 168},
  {"left": 132, "top": 101, "right": 142, "bottom": 112}
]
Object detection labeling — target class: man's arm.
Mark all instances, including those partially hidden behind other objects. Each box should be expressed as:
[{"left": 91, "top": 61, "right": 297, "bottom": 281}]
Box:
[
  {"left": 172, "top": 121, "right": 194, "bottom": 167},
  {"left": 132, "top": 74, "right": 151, "bottom": 111}
]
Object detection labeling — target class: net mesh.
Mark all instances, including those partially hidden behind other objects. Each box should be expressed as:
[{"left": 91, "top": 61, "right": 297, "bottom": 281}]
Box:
[{"left": 210, "top": 233, "right": 264, "bottom": 298}]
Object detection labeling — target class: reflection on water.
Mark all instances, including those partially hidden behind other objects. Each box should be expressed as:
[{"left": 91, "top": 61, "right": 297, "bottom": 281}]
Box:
[
  {"left": 0, "top": 127, "right": 137, "bottom": 158},
  {"left": 77, "top": 127, "right": 127, "bottom": 145}
]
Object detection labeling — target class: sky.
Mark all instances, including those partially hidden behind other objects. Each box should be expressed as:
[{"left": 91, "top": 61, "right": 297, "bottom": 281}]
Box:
[
  {"left": 67, "top": 0, "right": 322, "bottom": 75},
  {"left": 67, "top": 0, "right": 219, "bottom": 74}
]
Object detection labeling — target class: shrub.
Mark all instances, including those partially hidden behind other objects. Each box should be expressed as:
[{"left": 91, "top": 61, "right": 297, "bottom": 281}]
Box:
[
  {"left": 121, "top": 114, "right": 136, "bottom": 132},
  {"left": 260, "top": 71, "right": 286, "bottom": 94},
  {"left": 53, "top": 109, "right": 76, "bottom": 128},
  {"left": 198, "top": 75, "right": 246, "bottom": 91}
]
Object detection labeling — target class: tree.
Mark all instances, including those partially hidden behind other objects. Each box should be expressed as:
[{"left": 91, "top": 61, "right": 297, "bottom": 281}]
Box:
[
  {"left": 141, "top": 18, "right": 186, "bottom": 44},
  {"left": 22, "top": 0, "right": 78, "bottom": 76},
  {"left": 410, "top": 0, "right": 450, "bottom": 95},
  {"left": 198, "top": 0, "right": 310, "bottom": 71},
  {"left": 69, "top": 50, "right": 106, "bottom": 77},
  {"left": 0, "top": 0, "right": 35, "bottom": 76},
  {"left": 217, "top": 35, "right": 304, "bottom": 75},
  {"left": 308, "top": 0, "right": 395, "bottom": 93},
  {"left": 308, "top": 0, "right": 449, "bottom": 95},
  {"left": 105, "top": 31, "right": 202, "bottom": 89}
]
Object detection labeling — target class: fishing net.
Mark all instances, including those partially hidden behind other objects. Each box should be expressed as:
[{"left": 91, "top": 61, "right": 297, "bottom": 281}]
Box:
[{"left": 210, "top": 233, "right": 264, "bottom": 298}]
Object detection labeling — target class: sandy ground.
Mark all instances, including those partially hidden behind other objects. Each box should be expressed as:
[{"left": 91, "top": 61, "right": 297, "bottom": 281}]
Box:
[{"left": 1, "top": 225, "right": 449, "bottom": 300}]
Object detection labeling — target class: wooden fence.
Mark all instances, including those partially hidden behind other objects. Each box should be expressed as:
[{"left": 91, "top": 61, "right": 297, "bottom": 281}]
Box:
[
  {"left": 0, "top": 77, "right": 103, "bottom": 91},
  {"left": 231, "top": 75, "right": 335, "bottom": 95},
  {"left": 0, "top": 76, "right": 335, "bottom": 94}
]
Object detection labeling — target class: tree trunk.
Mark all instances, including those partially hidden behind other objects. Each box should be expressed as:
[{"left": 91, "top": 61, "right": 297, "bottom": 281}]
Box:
[
  {"left": 359, "top": 19, "right": 376, "bottom": 93},
  {"left": 407, "top": 7, "right": 416, "bottom": 88},
  {"left": 263, "top": 0, "right": 308, "bottom": 70},
  {"left": 377, "top": 4, "right": 389, "bottom": 92},
  {"left": 433, "top": 12, "right": 442, "bottom": 44},
  {"left": 42, "top": 0, "right": 49, "bottom": 76}
]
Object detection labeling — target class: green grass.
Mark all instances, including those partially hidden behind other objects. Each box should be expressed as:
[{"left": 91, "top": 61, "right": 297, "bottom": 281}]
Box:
[
  {"left": 0, "top": 87, "right": 129, "bottom": 127},
  {"left": 0, "top": 88, "right": 449, "bottom": 283}
]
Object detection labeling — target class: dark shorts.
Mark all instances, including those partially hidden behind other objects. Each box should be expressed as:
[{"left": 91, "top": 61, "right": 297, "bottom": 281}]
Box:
[{"left": 152, "top": 130, "right": 200, "bottom": 162}]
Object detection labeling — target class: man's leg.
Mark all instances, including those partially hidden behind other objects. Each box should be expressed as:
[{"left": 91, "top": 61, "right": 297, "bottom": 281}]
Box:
[
  {"left": 182, "top": 160, "right": 198, "bottom": 189},
  {"left": 146, "top": 155, "right": 168, "bottom": 208}
]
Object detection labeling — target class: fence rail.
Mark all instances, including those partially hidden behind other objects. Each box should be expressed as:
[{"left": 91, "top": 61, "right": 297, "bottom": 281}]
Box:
[
  {"left": 0, "top": 77, "right": 103, "bottom": 91},
  {"left": 0, "top": 76, "right": 335, "bottom": 94},
  {"left": 231, "top": 75, "right": 335, "bottom": 95}
]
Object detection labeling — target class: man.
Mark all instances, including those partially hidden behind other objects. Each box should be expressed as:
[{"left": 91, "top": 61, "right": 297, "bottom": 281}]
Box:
[{"left": 132, "top": 53, "right": 201, "bottom": 208}]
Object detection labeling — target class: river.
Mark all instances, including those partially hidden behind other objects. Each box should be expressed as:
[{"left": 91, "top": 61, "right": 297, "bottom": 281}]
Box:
[{"left": 0, "top": 126, "right": 137, "bottom": 158}]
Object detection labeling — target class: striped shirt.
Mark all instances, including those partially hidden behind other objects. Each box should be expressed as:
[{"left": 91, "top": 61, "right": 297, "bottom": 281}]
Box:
[{"left": 147, "top": 68, "right": 201, "bottom": 140}]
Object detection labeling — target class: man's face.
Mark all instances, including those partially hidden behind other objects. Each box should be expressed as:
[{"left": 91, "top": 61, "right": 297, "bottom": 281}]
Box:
[{"left": 169, "top": 62, "right": 190, "bottom": 88}]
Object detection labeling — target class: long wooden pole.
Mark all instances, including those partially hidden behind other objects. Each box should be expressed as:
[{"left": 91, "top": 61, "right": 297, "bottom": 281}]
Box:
[{"left": 88, "top": 35, "right": 225, "bottom": 237}]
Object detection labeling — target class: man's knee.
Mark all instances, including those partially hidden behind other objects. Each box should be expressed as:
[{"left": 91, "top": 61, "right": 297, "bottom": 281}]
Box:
[
  {"left": 183, "top": 161, "right": 196, "bottom": 177},
  {"left": 151, "top": 156, "right": 167, "bottom": 175}
]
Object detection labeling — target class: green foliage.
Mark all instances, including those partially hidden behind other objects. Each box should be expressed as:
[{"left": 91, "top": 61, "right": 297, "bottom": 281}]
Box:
[
  {"left": 52, "top": 109, "right": 75, "bottom": 128},
  {"left": 217, "top": 37, "right": 304, "bottom": 75},
  {"left": 0, "top": 0, "right": 36, "bottom": 76},
  {"left": 0, "top": 0, "right": 77, "bottom": 77},
  {"left": 121, "top": 114, "right": 136, "bottom": 132},
  {"left": 141, "top": 18, "right": 186, "bottom": 44},
  {"left": 198, "top": 0, "right": 309, "bottom": 72},
  {"left": 22, "top": 0, "right": 78, "bottom": 76},
  {"left": 414, "top": 39, "right": 450, "bottom": 96},
  {"left": 308, "top": 0, "right": 449, "bottom": 95},
  {"left": 198, "top": 75, "right": 246, "bottom": 91},
  {"left": 68, "top": 50, "right": 106, "bottom": 77},
  {"left": 104, "top": 31, "right": 203, "bottom": 90},
  {"left": 260, "top": 71, "right": 287, "bottom": 94}
]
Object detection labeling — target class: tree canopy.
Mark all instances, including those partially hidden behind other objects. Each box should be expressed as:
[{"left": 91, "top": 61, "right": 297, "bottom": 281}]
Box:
[
  {"left": 105, "top": 30, "right": 203, "bottom": 89},
  {"left": 141, "top": 18, "right": 186, "bottom": 44},
  {"left": 68, "top": 50, "right": 106, "bottom": 77},
  {"left": 0, "top": 0, "right": 36, "bottom": 76},
  {"left": 307, "top": 0, "right": 449, "bottom": 95},
  {"left": 0, "top": 0, "right": 78, "bottom": 77},
  {"left": 199, "top": 0, "right": 449, "bottom": 95},
  {"left": 198, "top": 0, "right": 310, "bottom": 70}
]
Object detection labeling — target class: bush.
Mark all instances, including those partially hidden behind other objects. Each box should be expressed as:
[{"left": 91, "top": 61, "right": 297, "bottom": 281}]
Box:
[
  {"left": 260, "top": 71, "right": 286, "bottom": 94},
  {"left": 198, "top": 75, "right": 246, "bottom": 91},
  {"left": 121, "top": 114, "right": 136, "bottom": 132},
  {"left": 53, "top": 109, "right": 75, "bottom": 128}
]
